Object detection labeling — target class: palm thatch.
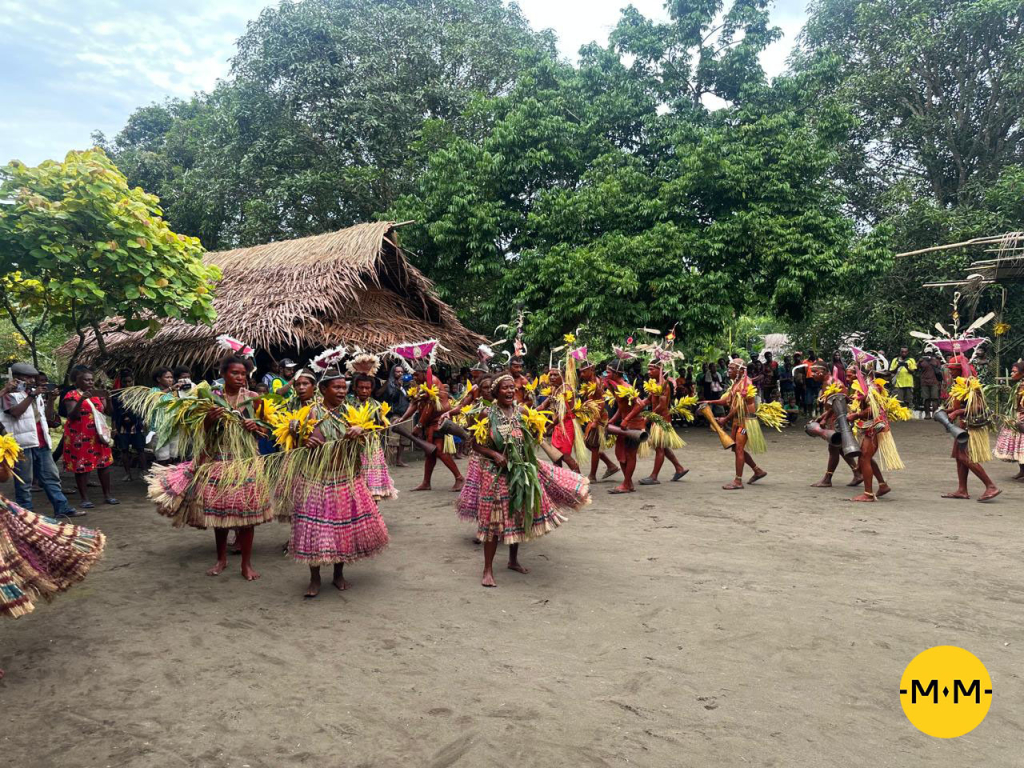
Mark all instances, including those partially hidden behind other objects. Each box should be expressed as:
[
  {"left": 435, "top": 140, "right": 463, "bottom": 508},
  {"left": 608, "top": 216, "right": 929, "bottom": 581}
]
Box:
[{"left": 61, "top": 222, "right": 484, "bottom": 373}]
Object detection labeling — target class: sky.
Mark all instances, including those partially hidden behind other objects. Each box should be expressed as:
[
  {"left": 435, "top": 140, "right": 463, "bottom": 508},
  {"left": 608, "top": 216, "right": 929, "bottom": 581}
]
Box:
[{"left": 0, "top": 0, "right": 809, "bottom": 167}]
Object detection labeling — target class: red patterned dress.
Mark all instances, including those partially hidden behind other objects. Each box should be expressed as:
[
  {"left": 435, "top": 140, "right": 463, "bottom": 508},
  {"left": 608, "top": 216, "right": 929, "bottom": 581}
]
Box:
[{"left": 61, "top": 390, "right": 113, "bottom": 473}]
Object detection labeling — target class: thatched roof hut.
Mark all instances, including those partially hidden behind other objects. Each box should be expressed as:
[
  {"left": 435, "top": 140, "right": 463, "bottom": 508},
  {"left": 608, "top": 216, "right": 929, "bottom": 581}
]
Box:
[{"left": 65, "top": 222, "right": 483, "bottom": 374}]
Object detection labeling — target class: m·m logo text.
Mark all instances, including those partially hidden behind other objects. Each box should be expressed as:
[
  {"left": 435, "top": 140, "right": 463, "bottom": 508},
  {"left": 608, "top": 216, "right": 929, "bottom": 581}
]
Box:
[{"left": 903, "top": 679, "right": 990, "bottom": 704}]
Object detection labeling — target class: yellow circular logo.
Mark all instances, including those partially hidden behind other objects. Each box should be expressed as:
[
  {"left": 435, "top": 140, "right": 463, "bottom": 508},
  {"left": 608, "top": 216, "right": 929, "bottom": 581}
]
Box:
[{"left": 900, "top": 646, "right": 992, "bottom": 738}]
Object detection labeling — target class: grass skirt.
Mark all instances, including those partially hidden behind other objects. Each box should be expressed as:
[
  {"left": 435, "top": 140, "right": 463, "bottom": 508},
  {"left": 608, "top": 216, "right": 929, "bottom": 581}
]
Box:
[
  {"left": 362, "top": 442, "right": 398, "bottom": 501},
  {"left": 876, "top": 430, "right": 904, "bottom": 472},
  {"left": 289, "top": 473, "right": 389, "bottom": 565},
  {"left": 457, "top": 457, "right": 590, "bottom": 544},
  {"left": 744, "top": 418, "right": 767, "bottom": 455},
  {"left": 1, "top": 495, "right": 105, "bottom": 618},
  {"left": 639, "top": 421, "right": 684, "bottom": 458},
  {"left": 456, "top": 455, "right": 482, "bottom": 522},
  {"left": 994, "top": 426, "right": 1024, "bottom": 462},
  {"left": 147, "top": 459, "right": 274, "bottom": 529},
  {"left": 967, "top": 427, "right": 993, "bottom": 464}
]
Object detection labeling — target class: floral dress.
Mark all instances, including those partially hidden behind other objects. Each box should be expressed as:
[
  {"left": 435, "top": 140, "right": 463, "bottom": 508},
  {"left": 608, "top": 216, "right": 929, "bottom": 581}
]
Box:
[{"left": 62, "top": 390, "right": 113, "bottom": 473}]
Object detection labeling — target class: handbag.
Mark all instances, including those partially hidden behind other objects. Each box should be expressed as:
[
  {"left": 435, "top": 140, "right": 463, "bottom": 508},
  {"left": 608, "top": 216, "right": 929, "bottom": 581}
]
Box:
[{"left": 84, "top": 397, "right": 114, "bottom": 447}]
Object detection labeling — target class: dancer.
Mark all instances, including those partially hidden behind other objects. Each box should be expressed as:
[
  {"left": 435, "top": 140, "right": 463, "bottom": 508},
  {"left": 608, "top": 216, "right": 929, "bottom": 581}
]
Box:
[
  {"left": 807, "top": 359, "right": 861, "bottom": 488},
  {"left": 940, "top": 354, "right": 1000, "bottom": 501},
  {"left": 576, "top": 355, "right": 619, "bottom": 483},
  {"left": 639, "top": 359, "right": 688, "bottom": 485},
  {"left": 844, "top": 354, "right": 903, "bottom": 502},
  {"left": 457, "top": 373, "right": 590, "bottom": 587},
  {"left": 285, "top": 367, "right": 389, "bottom": 598},
  {"left": 994, "top": 360, "right": 1024, "bottom": 479},
  {"left": 351, "top": 372, "right": 398, "bottom": 501},
  {"left": 543, "top": 367, "right": 582, "bottom": 473},
  {"left": 605, "top": 354, "right": 645, "bottom": 494},
  {"left": 141, "top": 355, "right": 273, "bottom": 580},
  {"left": 702, "top": 358, "right": 770, "bottom": 490},
  {"left": 0, "top": 436, "right": 105, "bottom": 678},
  {"left": 393, "top": 340, "right": 464, "bottom": 492}
]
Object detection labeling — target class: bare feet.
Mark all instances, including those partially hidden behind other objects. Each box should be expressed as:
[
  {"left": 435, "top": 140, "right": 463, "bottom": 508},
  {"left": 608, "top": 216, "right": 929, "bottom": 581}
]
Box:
[
  {"left": 941, "top": 490, "right": 970, "bottom": 499},
  {"left": 451, "top": 478, "right": 465, "bottom": 492},
  {"left": 333, "top": 576, "right": 349, "bottom": 590},
  {"left": 811, "top": 478, "right": 833, "bottom": 488},
  {"left": 849, "top": 493, "right": 875, "bottom": 502},
  {"left": 206, "top": 560, "right": 227, "bottom": 576},
  {"left": 241, "top": 564, "right": 261, "bottom": 581},
  {"left": 411, "top": 483, "right": 431, "bottom": 491},
  {"left": 979, "top": 487, "right": 1002, "bottom": 502},
  {"left": 507, "top": 561, "right": 529, "bottom": 574},
  {"left": 481, "top": 569, "right": 497, "bottom": 587},
  {"left": 876, "top": 483, "right": 891, "bottom": 498},
  {"left": 722, "top": 479, "right": 743, "bottom": 490},
  {"left": 748, "top": 469, "right": 768, "bottom": 484},
  {"left": 587, "top": 475, "right": 598, "bottom": 483},
  {"left": 608, "top": 485, "right": 634, "bottom": 494},
  {"left": 396, "top": 461, "right": 410, "bottom": 468},
  {"left": 304, "top": 576, "right": 321, "bottom": 599}
]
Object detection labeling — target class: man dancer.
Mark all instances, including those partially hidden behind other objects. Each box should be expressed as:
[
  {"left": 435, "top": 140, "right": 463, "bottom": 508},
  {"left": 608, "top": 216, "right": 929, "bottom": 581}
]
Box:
[
  {"left": 702, "top": 358, "right": 767, "bottom": 490},
  {"left": 577, "top": 359, "right": 620, "bottom": 483},
  {"left": 941, "top": 354, "right": 1000, "bottom": 502},
  {"left": 606, "top": 358, "right": 645, "bottom": 494},
  {"left": 807, "top": 359, "right": 861, "bottom": 488},
  {"left": 400, "top": 363, "right": 464, "bottom": 492},
  {"left": 639, "top": 360, "right": 688, "bottom": 485}
]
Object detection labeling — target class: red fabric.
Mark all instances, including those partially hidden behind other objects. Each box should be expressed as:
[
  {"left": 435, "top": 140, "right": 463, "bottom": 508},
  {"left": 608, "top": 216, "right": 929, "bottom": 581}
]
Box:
[{"left": 61, "top": 391, "right": 112, "bottom": 474}]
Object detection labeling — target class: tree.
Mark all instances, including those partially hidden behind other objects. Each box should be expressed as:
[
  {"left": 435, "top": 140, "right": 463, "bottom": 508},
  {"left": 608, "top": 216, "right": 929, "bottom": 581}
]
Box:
[
  {"left": 0, "top": 149, "right": 220, "bottom": 377},
  {"left": 101, "top": 0, "right": 554, "bottom": 250}
]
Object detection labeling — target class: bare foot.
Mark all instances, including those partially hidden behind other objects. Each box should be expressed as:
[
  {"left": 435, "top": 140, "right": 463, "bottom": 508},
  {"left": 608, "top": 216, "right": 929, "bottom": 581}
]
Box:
[
  {"left": 304, "top": 577, "right": 321, "bottom": 599},
  {"left": 333, "top": 576, "right": 349, "bottom": 590},
  {"left": 507, "top": 561, "right": 529, "bottom": 574},
  {"left": 411, "top": 483, "right": 431, "bottom": 491},
  {"left": 876, "top": 483, "right": 891, "bottom": 498},
  {"left": 811, "top": 478, "right": 833, "bottom": 488},
  {"left": 722, "top": 480, "right": 743, "bottom": 490},
  {"left": 241, "top": 564, "right": 261, "bottom": 581},
  {"left": 451, "top": 478, "right": 465, "bottom": 492},
  {"left": 847, "top": 475, "right": 863, "bottom": 487},
  {"left": 206, "top": 560, "right": 227, "bottom": 576},
  {"left": 587, "top": 475, "right": 598, "bottom": 483},
  {"left": 748, "top": 469, "right": 767, "bottom": 484},
  {"left": 396, "top": 461, "right": 410, "bottom": 468},
  {"left": 849, "top": 493, "right": 875, "bottom": 502},
  {"left": 941, "top": 490, "right": 970, "bottom": 499},
  {"left": 481, "top": 569, "right": 497, "bottom": 587},
  {"left": 608, "top": 485, "right": 634, "bottom": 494},
  {"left": 979, "top": 487, "right": 1002, "bottom": 502}
]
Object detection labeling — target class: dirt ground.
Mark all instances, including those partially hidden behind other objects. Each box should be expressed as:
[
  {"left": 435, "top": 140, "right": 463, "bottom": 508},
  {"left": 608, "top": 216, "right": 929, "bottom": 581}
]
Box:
[{"left": 1, "top": 420, "right": 1022, "bottom": 767}]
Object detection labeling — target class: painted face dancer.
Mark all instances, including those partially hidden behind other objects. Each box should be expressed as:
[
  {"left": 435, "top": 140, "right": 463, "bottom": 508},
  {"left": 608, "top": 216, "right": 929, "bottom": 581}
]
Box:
[
  {"left": 940, "top": 354, "right": 1000, "bottom": 502},
  {"left": 0, "top": 439, "right": 106, "bottom": 679},
  {"left": 844, "top": 354, "right": 904, "bottom": 502},
  {"left": 139, "top": 355, "right": 273, "bottom": 581},
  {"left": 456, "top": 374, "right": 590, "bottom": 587},
  {"left": 285, "top": 367, "right": 390, "bottom": 598},
  {"left": 807, "top": 359, "right": 861, "bottom": 488},
  {"left": 993, "top": 361, "right": 1024, "bottom": 480},
  {"left": 639, "top": 361, "right": 688, "bottom": 485},
  {"left": 702, "top": 358, "right": 768, "bottom": 490},
  {"left": 605, "top": 357, "right": 646, "bottom": 494}
]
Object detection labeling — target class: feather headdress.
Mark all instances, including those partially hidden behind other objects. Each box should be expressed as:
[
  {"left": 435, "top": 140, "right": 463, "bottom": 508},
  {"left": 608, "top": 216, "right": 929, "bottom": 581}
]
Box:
[
  {"left": 216, "top": 335, "right": 255, "bottom": 358},
  {"left": 311, "top": 344, "right": 348, "bottom": 372},
  {"left": 390, "top": 339, "right": 440, "bottom": 367},
  {"left": 911, "top": 292, "right": 993, "bottom": 365},
  {"left": 346, "top": 347, "right": 381, "bottom": 376}
]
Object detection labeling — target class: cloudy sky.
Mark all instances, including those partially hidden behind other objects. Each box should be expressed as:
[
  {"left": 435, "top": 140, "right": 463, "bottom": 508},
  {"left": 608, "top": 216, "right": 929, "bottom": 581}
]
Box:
[{"left": 0, "top": 0, "right": 809, "bottom": 166}]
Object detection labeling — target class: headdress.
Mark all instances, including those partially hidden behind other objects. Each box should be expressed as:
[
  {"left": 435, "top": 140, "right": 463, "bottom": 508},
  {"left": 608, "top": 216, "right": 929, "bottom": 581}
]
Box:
[
  {"left": 911, "top": 292, "right": 993, "bottom": 370},
  {"left": 390, "top": 339, "right": 441, "bottom": 386},
  {"left": 318, "top": 366, "right": 345, "bottom": 383},
  {"left": 311, "top": 344, "right": 348, "bottom": 373},
  {"left": 293, "top": 368, "right": 317, "bottom": 384},
  {"left": 472, "top": 343, "right": 496, "bottom": 374},
  {"left": 216, "top": 335, "right": 255, "bottom": 358},
  {"left": 346, "top": 347, "right": 381, "bottom": 376}
]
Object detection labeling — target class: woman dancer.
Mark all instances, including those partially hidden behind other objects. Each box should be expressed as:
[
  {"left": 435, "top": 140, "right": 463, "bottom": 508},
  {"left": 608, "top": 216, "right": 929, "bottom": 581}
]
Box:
[
  {"left": 457, "top": 374, "right": 590, "bottom": 587},
  {"left": 351, "top": 373, "right": 398, "bottom": 501},
  {"left": 994, "top": 361, "right": 1024, "bottom": 479}
]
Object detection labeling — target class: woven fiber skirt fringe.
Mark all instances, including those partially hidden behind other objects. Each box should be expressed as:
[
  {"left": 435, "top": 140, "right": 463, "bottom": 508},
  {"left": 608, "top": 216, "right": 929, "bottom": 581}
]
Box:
[
  {"left": 459, "top": 458, "right": 590, "bottom": 545},
  {"left": 0, "top": 496, "right": 105, "bottom": 619},
  {"left": 362, "top": 442, "right": 398, "bottom": 501},
  {"left": 147, "top": 460, "right": 274, "bottom": 530},
  {"left": 639, "top": 421, "right": 685, "bottom": 458},
  {"left": 289, "top": 473, "right": 389, "bottom": 565},
  {"left": 456, "top": 455, "right": 483, "bottom": 522},
  {"left": 995, "top": 427, "right": 1024, "bottom": 462}
]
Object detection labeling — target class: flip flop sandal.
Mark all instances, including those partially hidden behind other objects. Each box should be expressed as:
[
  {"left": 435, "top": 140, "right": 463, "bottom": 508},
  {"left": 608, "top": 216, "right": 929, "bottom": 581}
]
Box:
[
  {"left": 607, "top": 487, "right": 634, "bottom": 494},
  {"left": 79, "top": 501, "right": 95, "bottom": 509},
  {"left": 638, "top": 478, "right": 660, "bottom": 486},
  {"left": 105, "top": 498, "right": 120, "bottom": 505},
  {"left": 601, "top": 467, "right": 621, "bottom": 479},
  {"left": 672, "top": 469, "right": 689, "bottom": 481}
]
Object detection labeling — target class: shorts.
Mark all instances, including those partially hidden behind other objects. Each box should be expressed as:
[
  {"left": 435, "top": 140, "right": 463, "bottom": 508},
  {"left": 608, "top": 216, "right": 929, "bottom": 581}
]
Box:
[
  {"left": 116, "top": 432, "right": 146, "bottom": 453},
  {"left": 921, "top": 385, "right": 939, "bottom": 401}
]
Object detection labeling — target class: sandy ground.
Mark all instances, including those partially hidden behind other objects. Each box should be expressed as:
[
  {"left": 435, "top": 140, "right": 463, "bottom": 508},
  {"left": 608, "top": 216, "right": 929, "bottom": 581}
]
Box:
[{"left": 1, "top": 420, "right": 1022, "bottom": 767}]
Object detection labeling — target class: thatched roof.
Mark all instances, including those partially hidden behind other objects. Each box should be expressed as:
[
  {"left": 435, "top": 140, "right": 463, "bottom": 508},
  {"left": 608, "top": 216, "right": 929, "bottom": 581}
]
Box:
[{"left": 64, "top": 222, "right": 484, "bottom": 373}]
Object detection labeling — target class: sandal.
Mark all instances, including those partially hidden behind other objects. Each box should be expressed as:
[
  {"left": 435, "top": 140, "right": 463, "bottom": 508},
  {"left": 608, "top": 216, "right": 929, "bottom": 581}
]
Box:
[
  {"left": 105, "top": 498, "right": 120, "bottom": 505},
  {"left": 79, "top": 501, "right": 95, "bottom": 509}
]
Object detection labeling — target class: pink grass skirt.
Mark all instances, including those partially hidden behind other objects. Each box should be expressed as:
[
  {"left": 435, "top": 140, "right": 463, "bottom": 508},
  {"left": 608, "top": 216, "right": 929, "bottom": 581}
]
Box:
[
  {"left": 289, "top": 473, "right": 389, "bottom": 565},
  {"left": 456, "top": 457, "right": 590, "bottom": 544},
  {"left": 148, "top": 460, "right": 273, "bottom": 529},
  {"left": 362, "top": 442, "right": 398, "bottom": 501},
  {"left": 1, "top": 495, "right": 105, "bottom": 618},
  {"left": 995, "top": 426, "right": 1024, "bottom": 462}
]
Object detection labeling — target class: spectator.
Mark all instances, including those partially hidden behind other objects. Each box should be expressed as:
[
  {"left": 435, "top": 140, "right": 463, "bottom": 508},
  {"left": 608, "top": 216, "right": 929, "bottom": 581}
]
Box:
[
  {"left": 0, "top": 362, "right": 75, "bottom": 518},
  {"left": 269, "top": 358, "right": 298, "bottom": 394},
  {"left": 779, "top": 355, "right": 794, "bottom": 401},
  {"left": 792, "top": 352, "right": 806, "bottom": 415},
  {"left": 761, "top": 352, "right": 779, "bottom": 402},
  {"left": 261, "top": 361, "right": 280, "bottom": 390},
  {"left": 804, "top": 350, "right": 821, "bottom": 416},
  {"left": 149, "top": 367, "right": 181, "bottom": 463},
  {"left": 831, "top": 351, "right": 847, "bottom": 385},
  {"left": 172, "top": 366, "right": 194, "bottom": 398},
  {"left": 918, "top": 353, "right": 942, "bottom": 418},
  {"left": 382, "top": 364, "right": 411, "bottom": 467},
  {"left": 705, "top": 362, "right": 724, "bottom": 413},
  {"left": 62, "top": 367, "right": 118, "bottom": 509},
  {"left": 112, "top": 370, "right": 148, "bottom": 481},
  {"left": 889, "top": 347, "right": 917, "bottom": 407}
]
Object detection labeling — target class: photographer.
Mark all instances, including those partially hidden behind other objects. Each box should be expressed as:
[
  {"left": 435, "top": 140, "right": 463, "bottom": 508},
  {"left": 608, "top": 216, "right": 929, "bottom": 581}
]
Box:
[
  {"left": 0, "top": 362, "right": 76, "bottom": 518},
  {"left": 888, "top": 347, "right": 917, "bottom": 408}
]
